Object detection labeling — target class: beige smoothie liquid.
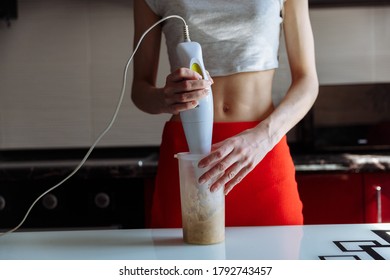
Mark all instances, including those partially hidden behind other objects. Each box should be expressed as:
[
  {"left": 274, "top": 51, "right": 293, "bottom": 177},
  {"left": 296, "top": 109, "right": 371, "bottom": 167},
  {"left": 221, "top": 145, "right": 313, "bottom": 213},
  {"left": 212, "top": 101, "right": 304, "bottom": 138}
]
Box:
[{"left": 180, "top": 175, "right": 225, "bottom": 245}]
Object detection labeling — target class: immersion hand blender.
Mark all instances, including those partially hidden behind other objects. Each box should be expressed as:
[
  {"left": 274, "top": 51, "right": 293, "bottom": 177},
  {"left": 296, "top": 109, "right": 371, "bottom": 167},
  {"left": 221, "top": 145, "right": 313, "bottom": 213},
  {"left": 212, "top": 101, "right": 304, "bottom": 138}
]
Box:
[
  {"left": 176, "top": 38, "right": 214, "bottom": 154},
  {"left": 175, "top": 26, "right": 224, "bottom": 246}
]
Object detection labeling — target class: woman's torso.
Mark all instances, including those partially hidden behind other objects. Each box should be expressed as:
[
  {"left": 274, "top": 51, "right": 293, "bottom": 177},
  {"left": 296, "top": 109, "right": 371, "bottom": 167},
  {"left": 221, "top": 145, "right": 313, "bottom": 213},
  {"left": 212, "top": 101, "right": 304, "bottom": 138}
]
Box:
[
  {"left": 171, "top": 69, "right": 276, "bottom": 122},
  {"left": 145, "top": 0, "right": 283, "bottom": 122}
]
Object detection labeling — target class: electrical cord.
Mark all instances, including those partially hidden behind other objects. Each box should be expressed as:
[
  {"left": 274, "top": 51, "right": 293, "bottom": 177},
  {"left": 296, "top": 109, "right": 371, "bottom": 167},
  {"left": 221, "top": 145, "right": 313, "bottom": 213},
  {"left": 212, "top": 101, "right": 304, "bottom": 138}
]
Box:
[{"left": 0, "top": 15, "right": 189, "bottom": 237}]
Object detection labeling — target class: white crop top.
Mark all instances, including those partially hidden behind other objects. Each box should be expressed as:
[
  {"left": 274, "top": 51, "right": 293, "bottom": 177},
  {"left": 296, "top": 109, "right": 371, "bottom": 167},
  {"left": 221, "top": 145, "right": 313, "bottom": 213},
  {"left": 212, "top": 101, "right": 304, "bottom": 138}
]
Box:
[{"left": 144, "top": 0, "right": 286, "bottom": 77}]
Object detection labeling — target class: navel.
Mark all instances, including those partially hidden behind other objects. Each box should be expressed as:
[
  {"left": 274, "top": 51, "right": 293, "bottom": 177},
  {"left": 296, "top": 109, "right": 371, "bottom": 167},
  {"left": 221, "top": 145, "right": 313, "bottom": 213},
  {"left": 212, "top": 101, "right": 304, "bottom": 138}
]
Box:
[{"left": 223, "top": 103, "right": 230, "bottom": 113}]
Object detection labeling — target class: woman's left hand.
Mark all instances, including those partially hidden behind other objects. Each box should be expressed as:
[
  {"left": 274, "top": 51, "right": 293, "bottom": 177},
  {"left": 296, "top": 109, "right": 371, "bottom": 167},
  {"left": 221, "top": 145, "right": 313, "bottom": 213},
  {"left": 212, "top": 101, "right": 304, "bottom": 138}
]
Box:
[{"left": 198, "top": 125, "right": 273, "bottom": 195}]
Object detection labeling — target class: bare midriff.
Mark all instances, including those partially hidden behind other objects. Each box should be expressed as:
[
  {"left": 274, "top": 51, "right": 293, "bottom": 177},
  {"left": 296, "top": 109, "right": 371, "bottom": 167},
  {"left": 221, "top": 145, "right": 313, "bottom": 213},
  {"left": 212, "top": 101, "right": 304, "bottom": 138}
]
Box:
[{"left": 170, "top": 70, "right": 276, "bottom": 122}]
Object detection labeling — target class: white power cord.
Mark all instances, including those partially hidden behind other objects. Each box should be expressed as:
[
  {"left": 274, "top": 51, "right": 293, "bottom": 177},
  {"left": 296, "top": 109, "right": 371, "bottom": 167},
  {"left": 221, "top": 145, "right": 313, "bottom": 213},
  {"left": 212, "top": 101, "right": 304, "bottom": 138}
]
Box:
[{"left": 0, "top": 15, "right": 189, "bottom": 237}]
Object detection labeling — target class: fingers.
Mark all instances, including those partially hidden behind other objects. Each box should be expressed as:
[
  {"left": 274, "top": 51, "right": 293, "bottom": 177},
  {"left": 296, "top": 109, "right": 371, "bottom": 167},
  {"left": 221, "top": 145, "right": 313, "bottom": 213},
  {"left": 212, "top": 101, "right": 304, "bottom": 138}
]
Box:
[
  {"left": 198, "top": 141, "right": 228, "bottom": 168},
  {"left": 205, "top": 70, "right": 214, "bottom": 84},
  {"left": 205, "top": 159, "right": 254, "bottom": 195},
  {"left": 164, "top": 68, "right": 212, "bottom": 114},
  {"left": 168, "top": 67, "right": 202, "bottom": 82},
  {"left": 223, "top": 165, "right": 253, "bottom": 195},
  {"left": 209, "top": 162, "right": 241, "bottom": 193},
  {"left": 198, "top": 137, "right": 260, "bottom": 195},
  {"left": 198, "top": 142, "right": 233, "bottom": 183},
  {"left": 198, "top": 144, "right": 239, "bottom": 192}
]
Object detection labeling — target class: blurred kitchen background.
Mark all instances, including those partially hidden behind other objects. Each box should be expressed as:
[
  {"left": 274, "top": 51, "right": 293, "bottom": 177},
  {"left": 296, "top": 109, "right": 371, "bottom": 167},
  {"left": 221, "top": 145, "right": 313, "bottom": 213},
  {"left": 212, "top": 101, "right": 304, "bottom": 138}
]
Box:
[{"left": 0, "top": 0, "right": 389, "bottom": 230}]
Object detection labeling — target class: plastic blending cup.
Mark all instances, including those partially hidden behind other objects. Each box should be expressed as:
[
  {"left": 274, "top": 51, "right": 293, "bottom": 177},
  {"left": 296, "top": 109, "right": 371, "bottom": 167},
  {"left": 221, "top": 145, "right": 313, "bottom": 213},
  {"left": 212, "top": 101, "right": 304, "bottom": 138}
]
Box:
[{"left": 176, "top": 152, "right": 225, "bottom": 245}]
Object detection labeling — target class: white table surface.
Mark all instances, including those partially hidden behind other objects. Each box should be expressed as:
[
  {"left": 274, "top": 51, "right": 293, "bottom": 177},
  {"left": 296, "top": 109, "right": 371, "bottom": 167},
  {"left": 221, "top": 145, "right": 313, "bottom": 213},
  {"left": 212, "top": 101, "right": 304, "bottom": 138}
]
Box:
[{"left": 1, "top": 223, "right": 389, "bottom": 260}]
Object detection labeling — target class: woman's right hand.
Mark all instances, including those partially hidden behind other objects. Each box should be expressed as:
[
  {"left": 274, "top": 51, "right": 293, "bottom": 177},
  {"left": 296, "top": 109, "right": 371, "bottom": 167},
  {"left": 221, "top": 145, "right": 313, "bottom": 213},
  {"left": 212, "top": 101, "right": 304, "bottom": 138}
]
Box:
[{"left": 162, "top": 68, "right": 212, "bottom": 115}]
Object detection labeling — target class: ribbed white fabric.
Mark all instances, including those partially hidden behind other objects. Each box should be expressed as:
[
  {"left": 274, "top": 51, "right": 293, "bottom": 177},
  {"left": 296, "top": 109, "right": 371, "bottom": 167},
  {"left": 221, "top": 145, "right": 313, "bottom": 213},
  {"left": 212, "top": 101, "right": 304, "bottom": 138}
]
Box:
[{"left": 144, "top": 0, "right": 285, "bottom": 76}]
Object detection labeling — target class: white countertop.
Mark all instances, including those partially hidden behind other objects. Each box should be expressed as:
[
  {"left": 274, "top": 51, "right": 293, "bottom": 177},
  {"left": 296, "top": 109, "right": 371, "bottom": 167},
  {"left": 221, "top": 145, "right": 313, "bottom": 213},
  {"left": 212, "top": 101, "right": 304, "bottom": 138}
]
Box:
[{"left": 1, "top": 223, "right": 389, "bottom": 260}]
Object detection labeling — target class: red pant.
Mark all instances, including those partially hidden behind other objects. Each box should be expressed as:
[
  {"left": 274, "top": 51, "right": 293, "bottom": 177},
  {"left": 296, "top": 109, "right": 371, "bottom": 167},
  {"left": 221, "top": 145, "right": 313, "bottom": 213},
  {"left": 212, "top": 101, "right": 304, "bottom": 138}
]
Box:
[{"left": 150, "top": 121, "right": 303, "bottom": 227}]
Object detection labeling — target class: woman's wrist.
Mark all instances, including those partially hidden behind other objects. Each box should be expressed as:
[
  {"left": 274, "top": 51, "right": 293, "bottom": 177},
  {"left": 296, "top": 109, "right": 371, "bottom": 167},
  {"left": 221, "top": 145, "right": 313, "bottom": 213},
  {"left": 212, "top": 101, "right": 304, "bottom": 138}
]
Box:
[
  {"left": 131, "top": 82, "right": 167, "bottom": 115},
  {"left": 252, "top": 119, "right": 283, "bottom": 152}
]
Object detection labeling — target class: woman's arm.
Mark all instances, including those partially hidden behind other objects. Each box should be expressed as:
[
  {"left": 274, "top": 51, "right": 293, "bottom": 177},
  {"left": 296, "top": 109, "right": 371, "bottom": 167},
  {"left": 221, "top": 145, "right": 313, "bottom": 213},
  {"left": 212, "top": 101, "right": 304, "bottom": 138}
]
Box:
[
  {"left": 198, "top": 0, "right": 319, "bottom": 194},
  {"left": 131, "top": 0, "right": 164, "bottom": 114},
  {"left": 265, "top": 0, "right": 319, "bottom": 146},
  {"left": 131, "top": 0, "right": 211, "bottom": 115}
]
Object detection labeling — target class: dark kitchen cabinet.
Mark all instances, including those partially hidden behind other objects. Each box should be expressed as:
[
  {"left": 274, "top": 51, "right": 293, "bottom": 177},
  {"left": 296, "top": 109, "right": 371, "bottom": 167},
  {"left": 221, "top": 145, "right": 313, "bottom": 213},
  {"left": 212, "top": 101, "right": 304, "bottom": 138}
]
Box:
[
  {"left": 0, "top": 174, "right": 146, "bottom": 230},
  {"left": 364, "top": 173, "right": 390, "bottom": 223},
  {"left": 0, "top": 147, "right": 159, "bottom": 231},
  {"left": 296, "top": 173, "right": 365, "bottom": 224}
]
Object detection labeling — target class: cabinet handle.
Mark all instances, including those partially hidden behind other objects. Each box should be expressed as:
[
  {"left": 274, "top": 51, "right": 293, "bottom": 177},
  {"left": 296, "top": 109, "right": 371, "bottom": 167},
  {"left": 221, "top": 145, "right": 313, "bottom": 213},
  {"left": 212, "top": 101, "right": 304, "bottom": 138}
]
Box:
[
  {"left": 375, "top": 186, "right": 382, "bottom": 223},
  {"left": 0, "top": 195, "right": 5, "bottom": 211}
]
